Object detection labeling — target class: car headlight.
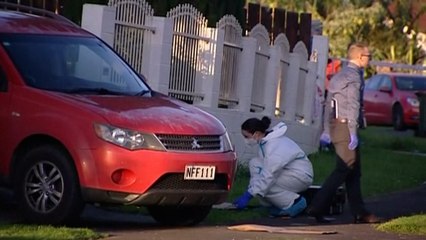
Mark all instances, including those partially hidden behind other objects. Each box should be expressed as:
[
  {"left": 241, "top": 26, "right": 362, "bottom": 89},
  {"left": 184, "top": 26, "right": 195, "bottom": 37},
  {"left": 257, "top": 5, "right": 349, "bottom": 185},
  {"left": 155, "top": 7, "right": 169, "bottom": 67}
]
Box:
[
  {"left": 407, "top": 97, "right": 419, "bottom": 107},
  {"left": 94, "top": 123, "right": 166, "bottom": 151},
  {"left": 221, "top": 131, "right": 234, "bottom": 152}
]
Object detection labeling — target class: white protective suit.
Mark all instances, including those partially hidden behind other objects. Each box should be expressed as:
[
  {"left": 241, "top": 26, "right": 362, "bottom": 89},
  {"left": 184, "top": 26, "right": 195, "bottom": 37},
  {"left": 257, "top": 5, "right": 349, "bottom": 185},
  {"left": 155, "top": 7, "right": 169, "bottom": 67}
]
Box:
[{"left": 247, "top": 122, "right": 314, "bottom": 209}]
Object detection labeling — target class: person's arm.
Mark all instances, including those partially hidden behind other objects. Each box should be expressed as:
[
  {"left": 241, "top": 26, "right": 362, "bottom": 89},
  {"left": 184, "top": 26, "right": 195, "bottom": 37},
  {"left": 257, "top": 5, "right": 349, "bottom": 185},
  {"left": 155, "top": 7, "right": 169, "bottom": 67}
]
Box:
[
  {"left": 344, "top": 73, "right": 361, "bottom": 150},
  {"left": 345, "top": 76, "right": 361, "bottom": 135},
  {"left": 233, "top": 157, "right": 262, "bottom": 209}
]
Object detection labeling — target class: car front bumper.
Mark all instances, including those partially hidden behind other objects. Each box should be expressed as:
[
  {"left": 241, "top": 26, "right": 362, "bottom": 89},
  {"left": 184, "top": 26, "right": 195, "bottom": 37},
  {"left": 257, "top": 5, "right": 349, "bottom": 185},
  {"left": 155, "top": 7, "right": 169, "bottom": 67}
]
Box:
[{"left": 74, "top": 145, "right": 237, "bottom": 205}]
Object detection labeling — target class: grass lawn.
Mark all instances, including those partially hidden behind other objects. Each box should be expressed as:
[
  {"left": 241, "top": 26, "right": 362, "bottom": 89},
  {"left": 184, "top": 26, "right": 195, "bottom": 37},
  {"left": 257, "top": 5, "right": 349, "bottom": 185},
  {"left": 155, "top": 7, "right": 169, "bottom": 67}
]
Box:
[
  {"left": 377, "top": 215, "right": 426, "bottom": 235},
  {"left": 0, "top": 224, "right": 105, "bottom": 240},
  {"left": 310, "top": 126, "right": 426, "bottom": 197}
]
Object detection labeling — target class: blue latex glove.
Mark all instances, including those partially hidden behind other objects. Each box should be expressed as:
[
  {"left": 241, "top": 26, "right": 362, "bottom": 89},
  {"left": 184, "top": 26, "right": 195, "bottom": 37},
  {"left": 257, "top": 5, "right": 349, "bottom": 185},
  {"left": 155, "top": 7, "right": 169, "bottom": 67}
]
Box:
[
  {"left": 320, "top": 132, "right": 331, "bottom": 145},
  {"left": 348, "top": 134, "right": 358, "bottom": 150},
  {"left": 233, "top": 191, "right": 253, "bottom": 209}
]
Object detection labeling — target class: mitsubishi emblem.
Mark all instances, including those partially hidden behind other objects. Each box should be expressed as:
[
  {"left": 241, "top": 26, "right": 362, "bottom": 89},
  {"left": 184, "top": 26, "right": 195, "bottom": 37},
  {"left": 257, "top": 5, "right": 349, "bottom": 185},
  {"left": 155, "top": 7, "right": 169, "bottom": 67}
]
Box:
[{"left": 191, "top": 138, "right": 201, "bottom": 149}]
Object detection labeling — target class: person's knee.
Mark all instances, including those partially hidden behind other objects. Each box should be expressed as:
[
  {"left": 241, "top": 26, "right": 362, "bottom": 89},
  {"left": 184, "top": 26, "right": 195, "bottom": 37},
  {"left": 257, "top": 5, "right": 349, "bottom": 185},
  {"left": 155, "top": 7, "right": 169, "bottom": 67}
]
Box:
[{"left": 336, "top": 154, "right": 356, "bottom": 170}]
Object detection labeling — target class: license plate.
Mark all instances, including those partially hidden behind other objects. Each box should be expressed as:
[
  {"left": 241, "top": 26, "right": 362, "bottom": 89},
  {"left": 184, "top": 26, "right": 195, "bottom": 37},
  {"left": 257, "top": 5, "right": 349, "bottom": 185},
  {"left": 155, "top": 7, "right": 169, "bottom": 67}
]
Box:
[{"left": 184, "top": 165, "right": 216, "bottom": 180}]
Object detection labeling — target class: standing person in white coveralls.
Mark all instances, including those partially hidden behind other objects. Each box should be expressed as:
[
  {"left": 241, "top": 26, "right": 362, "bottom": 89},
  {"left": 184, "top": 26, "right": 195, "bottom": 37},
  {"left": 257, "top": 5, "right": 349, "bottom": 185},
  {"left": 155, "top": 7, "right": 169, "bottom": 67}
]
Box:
[{"left": 233, "top": 116, "right": 314, "bottom": 217}]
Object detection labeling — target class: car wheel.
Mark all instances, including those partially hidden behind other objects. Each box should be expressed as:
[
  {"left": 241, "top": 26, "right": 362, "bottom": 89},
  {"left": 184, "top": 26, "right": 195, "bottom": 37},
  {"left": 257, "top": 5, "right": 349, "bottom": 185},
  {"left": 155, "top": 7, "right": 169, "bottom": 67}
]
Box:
[
  {"left": 147, "top": 205, "right": 212, "bottom": 226},
  {"left": 392, "top": 105, "right": 406, "bottom": 131},
  {"left": 14, "top": 145, "right": 84, "bottom": 225}
]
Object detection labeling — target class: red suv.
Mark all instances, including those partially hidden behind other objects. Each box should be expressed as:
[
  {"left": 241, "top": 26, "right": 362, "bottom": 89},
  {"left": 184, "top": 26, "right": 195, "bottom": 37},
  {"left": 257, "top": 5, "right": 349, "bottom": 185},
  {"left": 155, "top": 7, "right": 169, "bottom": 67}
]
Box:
[
  {"left": 363, "top": 72, "right": 426, "bottom": 130},
  {"left": 0, "top": 5, "right": 236, "bottom": 225}
]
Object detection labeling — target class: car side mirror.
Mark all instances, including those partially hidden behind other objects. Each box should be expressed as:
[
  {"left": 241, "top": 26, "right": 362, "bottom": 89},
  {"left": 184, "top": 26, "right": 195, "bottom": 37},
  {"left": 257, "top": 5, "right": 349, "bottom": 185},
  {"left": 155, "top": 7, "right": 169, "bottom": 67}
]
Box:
[
  {"left": 138, "top": 73, "right": 147, "bottom": 82},
  {"left": 378, "top": 86, "right": 391, "bottom": 93}
]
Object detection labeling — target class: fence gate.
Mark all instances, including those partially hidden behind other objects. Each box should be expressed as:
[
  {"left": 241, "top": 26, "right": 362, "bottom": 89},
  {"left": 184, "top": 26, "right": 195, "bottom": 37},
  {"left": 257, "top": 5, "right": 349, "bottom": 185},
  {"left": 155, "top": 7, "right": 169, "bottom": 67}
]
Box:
[
  {"left": 217, "top": 15, "right": 243, "bottom": 108},
  {"left": 167, "top": 4, "right": 216, "bottom": 103},
  {"left": 109, "top": 0, "right": 154, "bottom": 78}
]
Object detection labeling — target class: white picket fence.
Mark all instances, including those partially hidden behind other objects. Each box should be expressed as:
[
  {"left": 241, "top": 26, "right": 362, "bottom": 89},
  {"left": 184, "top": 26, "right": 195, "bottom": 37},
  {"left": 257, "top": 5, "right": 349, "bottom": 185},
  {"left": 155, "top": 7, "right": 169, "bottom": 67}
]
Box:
[{"left": 81, "top": 0, "right": 329, "bottom": 164}]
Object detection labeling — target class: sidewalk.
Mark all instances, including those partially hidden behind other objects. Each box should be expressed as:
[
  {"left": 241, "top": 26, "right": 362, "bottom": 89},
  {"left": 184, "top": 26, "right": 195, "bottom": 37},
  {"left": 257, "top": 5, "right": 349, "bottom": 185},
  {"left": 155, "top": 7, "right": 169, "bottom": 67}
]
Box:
[
  {"left": 1, "top": 183, "right": 425, "bottom": 240},
  {"left": 86, "top": 183, "right": 426, "bottom": 240},
  {"left": 228, "top": 183, "right": 426, "bottom": 240}
]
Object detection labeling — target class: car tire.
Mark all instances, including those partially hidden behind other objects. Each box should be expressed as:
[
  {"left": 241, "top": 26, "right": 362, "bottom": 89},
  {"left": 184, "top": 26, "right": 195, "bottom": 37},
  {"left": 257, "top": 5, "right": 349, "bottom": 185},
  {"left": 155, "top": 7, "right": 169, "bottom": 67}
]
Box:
[
  {"left": 14, "top": 145, "right": 84, "bottom": 225},
  {"left": 147, "top": 205, "right": 212, "bottom": 226},
  {"left": 392, "top": 105, "right": 406, "bottom": 131}
]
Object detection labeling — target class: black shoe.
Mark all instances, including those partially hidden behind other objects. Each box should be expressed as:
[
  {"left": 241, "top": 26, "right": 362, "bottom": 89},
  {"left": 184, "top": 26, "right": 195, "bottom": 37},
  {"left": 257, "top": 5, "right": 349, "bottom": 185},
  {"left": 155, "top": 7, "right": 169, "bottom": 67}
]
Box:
[
  {"left": 314, "top": 215, "right": 334, "bottom": 223},
  {"left": 306, "top": 207, "right": 334, "bottom": 223}
]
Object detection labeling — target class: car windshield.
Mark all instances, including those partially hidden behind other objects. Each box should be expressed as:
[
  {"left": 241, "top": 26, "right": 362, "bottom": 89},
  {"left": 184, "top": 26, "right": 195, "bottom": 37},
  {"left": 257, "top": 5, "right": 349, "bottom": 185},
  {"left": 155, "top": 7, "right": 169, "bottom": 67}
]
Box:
[
  {"left": 395, "top": 76, "right": 426, "bottom": 91},
  {"left": 0, "top": 34, "right": 150, "bottom": 96}
]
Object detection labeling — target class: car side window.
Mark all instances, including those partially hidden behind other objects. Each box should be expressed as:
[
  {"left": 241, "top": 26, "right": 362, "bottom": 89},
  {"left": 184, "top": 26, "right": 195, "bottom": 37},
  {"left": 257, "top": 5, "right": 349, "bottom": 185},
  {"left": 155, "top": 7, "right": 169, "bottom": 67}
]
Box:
[
  {"left": 365, "top": 75, "right": 382, "bottom": 90},
  {"left": 0, "top": 65, "right": 7, "bottom": 92},
  {"left": 379, "top": 76, "right": 392, "bottom": 90}
]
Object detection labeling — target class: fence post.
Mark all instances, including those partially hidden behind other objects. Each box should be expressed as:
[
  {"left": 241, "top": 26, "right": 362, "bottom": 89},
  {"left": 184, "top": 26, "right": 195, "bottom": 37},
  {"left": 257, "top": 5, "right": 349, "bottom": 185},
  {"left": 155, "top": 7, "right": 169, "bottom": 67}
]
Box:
[
  {"left": 302, "top": 61, "right": 318, "bottom": 125},
  {"left": 262, "top": 45, "right": 280, "bottom": 116},
  {"left": 235, "top": 37, "right": 257, "bottom": 113},
  {"left": 293, "top": 42, "right": 309, "bottom": 122},
  {"left": 81, "top": 4, "right": 115, "bottom": 47},
  {"left": 273, "top": 34, "right": 291, "bottom": 117},
  {"left": 143, "top": 16, "right": 173, "bottom": 95},
  {"left": 283, "top": 53, "right": 301, "bottom": 122},
  {"left": 311, "top": 35, "right": 329, "bottom": 98},
  {"left": 311, "top": 35, "right": 329, "bottom": 130}
]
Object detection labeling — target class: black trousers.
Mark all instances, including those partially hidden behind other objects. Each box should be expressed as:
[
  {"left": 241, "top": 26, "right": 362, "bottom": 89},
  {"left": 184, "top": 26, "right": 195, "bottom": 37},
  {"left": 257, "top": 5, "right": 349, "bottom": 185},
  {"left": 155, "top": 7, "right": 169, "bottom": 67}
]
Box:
[{"left": 309, "top": 121, "right": 369, "bottom": 217}]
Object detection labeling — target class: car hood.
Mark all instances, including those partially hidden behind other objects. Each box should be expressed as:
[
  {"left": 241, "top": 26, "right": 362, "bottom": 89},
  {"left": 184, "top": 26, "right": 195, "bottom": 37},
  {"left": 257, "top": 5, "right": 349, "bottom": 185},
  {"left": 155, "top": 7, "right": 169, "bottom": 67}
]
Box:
[{"left": 57, "top": 93, "right": 226, "bottom": 135}]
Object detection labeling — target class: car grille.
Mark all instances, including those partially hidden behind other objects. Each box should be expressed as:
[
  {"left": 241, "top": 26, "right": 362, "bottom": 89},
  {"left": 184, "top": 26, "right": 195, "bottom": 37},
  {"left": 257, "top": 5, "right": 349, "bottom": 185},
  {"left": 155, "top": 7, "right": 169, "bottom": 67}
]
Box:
[
  {"left": 155, "top": 134, "right": 221, "bottom": 152},
  {"left": 150, "top": 173, "right": 228, "bottom": 191}
]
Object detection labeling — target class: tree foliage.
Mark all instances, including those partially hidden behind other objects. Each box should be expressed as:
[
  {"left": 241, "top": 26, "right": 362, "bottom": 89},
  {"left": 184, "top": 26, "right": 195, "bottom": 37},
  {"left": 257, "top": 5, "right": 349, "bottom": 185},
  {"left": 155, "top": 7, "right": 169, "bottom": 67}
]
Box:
[
  {"left": 249, "top": 0, "right": 425, "bottom": 65},
  {"left": 324, "top": 1, "right": 424, "bottom": 64},
  {"left": 323, "top": 2, "right": 386, "bottom": 57}
]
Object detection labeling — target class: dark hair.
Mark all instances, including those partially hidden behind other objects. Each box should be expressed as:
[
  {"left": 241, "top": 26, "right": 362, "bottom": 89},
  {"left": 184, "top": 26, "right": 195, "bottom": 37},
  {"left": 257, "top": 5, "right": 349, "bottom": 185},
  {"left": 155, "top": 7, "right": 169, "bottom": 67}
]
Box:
[{"left": 241, "top": 116, "right": 271, "bottom": 134}]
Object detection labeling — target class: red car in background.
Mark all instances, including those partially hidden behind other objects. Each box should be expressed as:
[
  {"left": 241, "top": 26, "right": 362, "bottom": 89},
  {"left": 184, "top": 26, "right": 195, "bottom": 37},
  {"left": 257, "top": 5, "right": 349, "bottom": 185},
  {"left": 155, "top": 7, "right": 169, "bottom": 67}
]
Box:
[{"left": 363, "top": 73, "right": 426, "bottom": 130}]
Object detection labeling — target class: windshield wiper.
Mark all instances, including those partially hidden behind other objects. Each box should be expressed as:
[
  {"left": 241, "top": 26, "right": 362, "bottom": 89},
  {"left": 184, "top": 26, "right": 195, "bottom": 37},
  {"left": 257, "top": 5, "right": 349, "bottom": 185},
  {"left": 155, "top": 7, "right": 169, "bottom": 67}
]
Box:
[{"left": 63, "top": 87, "right": 124, "bottom": 95}]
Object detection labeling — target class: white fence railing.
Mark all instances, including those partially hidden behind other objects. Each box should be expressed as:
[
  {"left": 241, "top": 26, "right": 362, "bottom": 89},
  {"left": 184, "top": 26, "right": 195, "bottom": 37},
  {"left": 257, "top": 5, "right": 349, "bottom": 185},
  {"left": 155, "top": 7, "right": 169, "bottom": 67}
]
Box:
[
  {"left": 81, "top": 0, "right": 330, "bottom": 163},
  {"left": 109, "top": 0, "right": 154, "bottom": 78},
  {"left": 167, "top": 4, "right": 212, "bottom": 103}
]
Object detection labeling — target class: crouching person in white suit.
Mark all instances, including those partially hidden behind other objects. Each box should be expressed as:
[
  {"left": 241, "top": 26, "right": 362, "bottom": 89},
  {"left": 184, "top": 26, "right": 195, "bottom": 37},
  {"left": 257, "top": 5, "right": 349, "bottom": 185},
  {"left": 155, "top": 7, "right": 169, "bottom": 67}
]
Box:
[{"left": 233, "top": 116, "right": 314, "bottom": 217}]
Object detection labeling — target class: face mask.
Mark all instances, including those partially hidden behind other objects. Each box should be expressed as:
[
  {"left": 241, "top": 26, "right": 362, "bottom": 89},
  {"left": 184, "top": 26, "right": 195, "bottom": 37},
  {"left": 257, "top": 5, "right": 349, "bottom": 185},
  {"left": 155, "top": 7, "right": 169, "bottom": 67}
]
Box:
[{"left": 244, "top": 138, "right": 258, "bottom": 146}]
